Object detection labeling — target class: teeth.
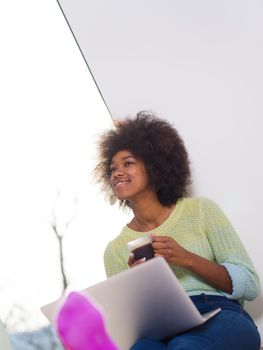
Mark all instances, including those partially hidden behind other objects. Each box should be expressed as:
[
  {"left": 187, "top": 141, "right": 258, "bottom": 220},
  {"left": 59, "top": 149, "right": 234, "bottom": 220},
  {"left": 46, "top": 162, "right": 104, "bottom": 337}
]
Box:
[{"left": 115, "top": 180, "right": 129, "bottom": 186}]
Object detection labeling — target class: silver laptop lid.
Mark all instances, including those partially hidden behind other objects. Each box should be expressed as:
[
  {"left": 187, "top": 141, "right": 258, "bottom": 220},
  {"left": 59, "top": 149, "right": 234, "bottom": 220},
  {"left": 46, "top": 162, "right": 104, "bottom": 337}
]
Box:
[{"left": 42, "top": 257, "right": 219, "bottom": 350}]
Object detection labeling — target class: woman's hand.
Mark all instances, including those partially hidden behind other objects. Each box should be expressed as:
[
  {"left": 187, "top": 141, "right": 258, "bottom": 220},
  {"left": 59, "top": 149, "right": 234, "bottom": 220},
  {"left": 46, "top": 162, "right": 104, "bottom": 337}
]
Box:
[
  {"left": 127, "top": 253, "right": 146, "bottom": 268},
  {"left": 152, "top": 235, "right": 233, "bottom": 294},
  {"left": 152, "top": 235, "right": 192, "bottom": 267}
]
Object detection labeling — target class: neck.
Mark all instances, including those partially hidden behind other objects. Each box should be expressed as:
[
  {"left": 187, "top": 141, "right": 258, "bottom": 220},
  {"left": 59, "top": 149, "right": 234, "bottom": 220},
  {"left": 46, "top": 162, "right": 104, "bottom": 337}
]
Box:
[{"left": 129, "top": 193, "right": 175, "bottom": 231}]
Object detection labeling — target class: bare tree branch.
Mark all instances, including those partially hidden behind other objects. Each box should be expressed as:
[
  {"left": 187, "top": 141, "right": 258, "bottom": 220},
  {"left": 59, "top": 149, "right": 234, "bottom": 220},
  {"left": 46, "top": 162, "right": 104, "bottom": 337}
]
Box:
[{"left": 48, "top": 189, "right": 79, "bottom": 294}]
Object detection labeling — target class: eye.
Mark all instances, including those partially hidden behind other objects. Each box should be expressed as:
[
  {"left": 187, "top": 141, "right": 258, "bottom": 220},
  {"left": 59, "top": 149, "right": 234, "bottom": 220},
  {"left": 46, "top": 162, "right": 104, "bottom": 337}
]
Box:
[
  {"left": 124, "top": 161, "right": 133, "bottom": 167},
  {"left": 109, "top": 166, "right": 116, "bottom": 174}
]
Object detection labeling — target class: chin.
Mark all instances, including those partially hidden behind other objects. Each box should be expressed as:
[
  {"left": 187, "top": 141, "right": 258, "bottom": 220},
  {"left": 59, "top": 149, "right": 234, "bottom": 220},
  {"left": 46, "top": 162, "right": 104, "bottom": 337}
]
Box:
[{"left": 114, "top": 190, "right": 130, "bottom": 201}]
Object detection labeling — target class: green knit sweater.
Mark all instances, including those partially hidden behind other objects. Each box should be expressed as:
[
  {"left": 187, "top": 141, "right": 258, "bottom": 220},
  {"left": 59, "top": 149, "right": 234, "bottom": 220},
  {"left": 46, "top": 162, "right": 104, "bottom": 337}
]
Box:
[{"left": 104, "top": 197, "right": 260, "bottom": 303}]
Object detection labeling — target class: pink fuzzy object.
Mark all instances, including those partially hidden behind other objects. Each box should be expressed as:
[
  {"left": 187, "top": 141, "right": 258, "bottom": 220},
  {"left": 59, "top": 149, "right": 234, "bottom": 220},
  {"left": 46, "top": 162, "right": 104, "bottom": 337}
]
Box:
[{"left": 56, "top": 291, "right": 119, "bottom": 350}]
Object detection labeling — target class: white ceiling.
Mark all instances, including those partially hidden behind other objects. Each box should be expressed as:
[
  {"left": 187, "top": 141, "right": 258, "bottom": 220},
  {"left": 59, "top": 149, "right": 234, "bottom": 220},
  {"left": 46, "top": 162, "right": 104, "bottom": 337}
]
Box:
[{"left": 56, "top": 0, "right": 263, "bottom": 120}]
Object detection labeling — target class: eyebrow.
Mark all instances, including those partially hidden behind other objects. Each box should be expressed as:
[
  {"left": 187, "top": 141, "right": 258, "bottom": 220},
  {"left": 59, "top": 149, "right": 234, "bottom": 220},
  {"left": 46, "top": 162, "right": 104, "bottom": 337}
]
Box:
[{"left": 110, "top": 155, "right": 134, "bottom": 165}]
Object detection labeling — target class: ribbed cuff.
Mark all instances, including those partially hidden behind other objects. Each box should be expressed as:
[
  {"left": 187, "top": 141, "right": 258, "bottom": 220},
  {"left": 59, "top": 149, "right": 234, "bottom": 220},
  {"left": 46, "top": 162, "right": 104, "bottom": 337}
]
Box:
[{"left": 221, "top": 262, "right": 246, "bottom": 299}]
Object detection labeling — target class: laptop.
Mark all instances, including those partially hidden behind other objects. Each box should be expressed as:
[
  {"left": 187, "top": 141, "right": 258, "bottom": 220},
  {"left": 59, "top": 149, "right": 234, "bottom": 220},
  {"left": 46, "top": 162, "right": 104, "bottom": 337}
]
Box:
[{"left": 41, "top": 257, "right": 220, "bottom": 350}]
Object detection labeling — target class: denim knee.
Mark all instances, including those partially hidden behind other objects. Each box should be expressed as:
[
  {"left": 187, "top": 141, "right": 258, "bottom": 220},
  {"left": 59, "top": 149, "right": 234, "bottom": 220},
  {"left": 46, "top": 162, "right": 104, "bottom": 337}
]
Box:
[{"left": 167, "top": 310, "right": 260, "bottom": 350}]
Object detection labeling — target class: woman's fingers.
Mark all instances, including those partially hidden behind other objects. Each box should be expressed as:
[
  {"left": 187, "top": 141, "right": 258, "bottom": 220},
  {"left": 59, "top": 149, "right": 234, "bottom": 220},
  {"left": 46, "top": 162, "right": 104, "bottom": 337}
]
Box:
[
  {"left": 153, "top": 236, "right": 171, "bottom": 243},
  {"left": 152, "top": 236, "right": 174, "bottom": 250},
  {"left": 154, "top": 248, "right": 172, "bottom": 256},
  {"left": 152, "top": 241, "right": 170, "bottom": 250},
  {"left": 152, "top": 236, "right": 187, "bottom": 264},
  {"left": 127, "top": 254, "right": 146, "bottom": 268},
  {"left": 132, "top": 258, "right": 146, "bottom": 266},
  {"left": 127, "top": 253, "right": 135, "bottom": 267}
]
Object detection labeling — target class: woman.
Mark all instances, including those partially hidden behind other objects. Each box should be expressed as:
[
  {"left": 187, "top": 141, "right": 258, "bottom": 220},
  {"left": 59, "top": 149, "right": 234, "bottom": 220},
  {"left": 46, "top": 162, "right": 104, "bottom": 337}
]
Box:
[{"left": 95, "top": 111, "right": 261, "bottom": 350}]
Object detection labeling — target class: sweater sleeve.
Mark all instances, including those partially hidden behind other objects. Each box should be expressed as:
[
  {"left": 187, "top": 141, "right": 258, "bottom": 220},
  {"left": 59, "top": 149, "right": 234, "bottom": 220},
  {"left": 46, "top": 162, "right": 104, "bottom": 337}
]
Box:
[
  {"left": 221, "top": 262, "right": 259, "bottom": 300},
  {"left": 103, "top": 241, "right": 128, "bottom": 278},
  {"left": 201, "top": 198, "right": 260, "bottom": 301}
]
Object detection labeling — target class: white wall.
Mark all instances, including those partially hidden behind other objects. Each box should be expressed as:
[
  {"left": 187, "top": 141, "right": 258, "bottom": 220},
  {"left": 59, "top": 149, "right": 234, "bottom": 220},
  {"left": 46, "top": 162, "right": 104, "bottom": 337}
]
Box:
[{"left": 57, "top": 0, "right": 263, "bottom": 341}]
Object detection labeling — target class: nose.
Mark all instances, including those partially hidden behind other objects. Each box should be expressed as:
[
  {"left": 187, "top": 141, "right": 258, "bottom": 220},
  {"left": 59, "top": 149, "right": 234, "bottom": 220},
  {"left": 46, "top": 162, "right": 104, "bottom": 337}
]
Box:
[
  {"left": 112, "top": 169, "right": 124, "bottom": 178},
  {"left": 110, "top": 166, "right": 125, "bottom": 179}
]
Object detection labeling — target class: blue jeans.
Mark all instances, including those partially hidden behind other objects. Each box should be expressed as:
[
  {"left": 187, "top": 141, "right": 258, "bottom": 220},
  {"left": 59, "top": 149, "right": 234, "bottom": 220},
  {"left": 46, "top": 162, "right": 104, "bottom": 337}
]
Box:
[{"left": 130, "top": 294, "right": 261, "bottom": 350}]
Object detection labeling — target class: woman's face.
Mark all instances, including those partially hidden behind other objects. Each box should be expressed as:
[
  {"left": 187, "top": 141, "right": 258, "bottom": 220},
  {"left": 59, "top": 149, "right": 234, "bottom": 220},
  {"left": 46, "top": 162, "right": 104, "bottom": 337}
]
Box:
[{"left": 110, "top": 150, "right": 150, "bottom": 202}]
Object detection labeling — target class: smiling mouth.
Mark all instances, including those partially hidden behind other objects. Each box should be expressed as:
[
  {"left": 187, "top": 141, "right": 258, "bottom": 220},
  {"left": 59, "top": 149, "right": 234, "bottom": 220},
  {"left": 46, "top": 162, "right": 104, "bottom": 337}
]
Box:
[{"left": 114, "top": 179, "right": 131, "bottom": 188}]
